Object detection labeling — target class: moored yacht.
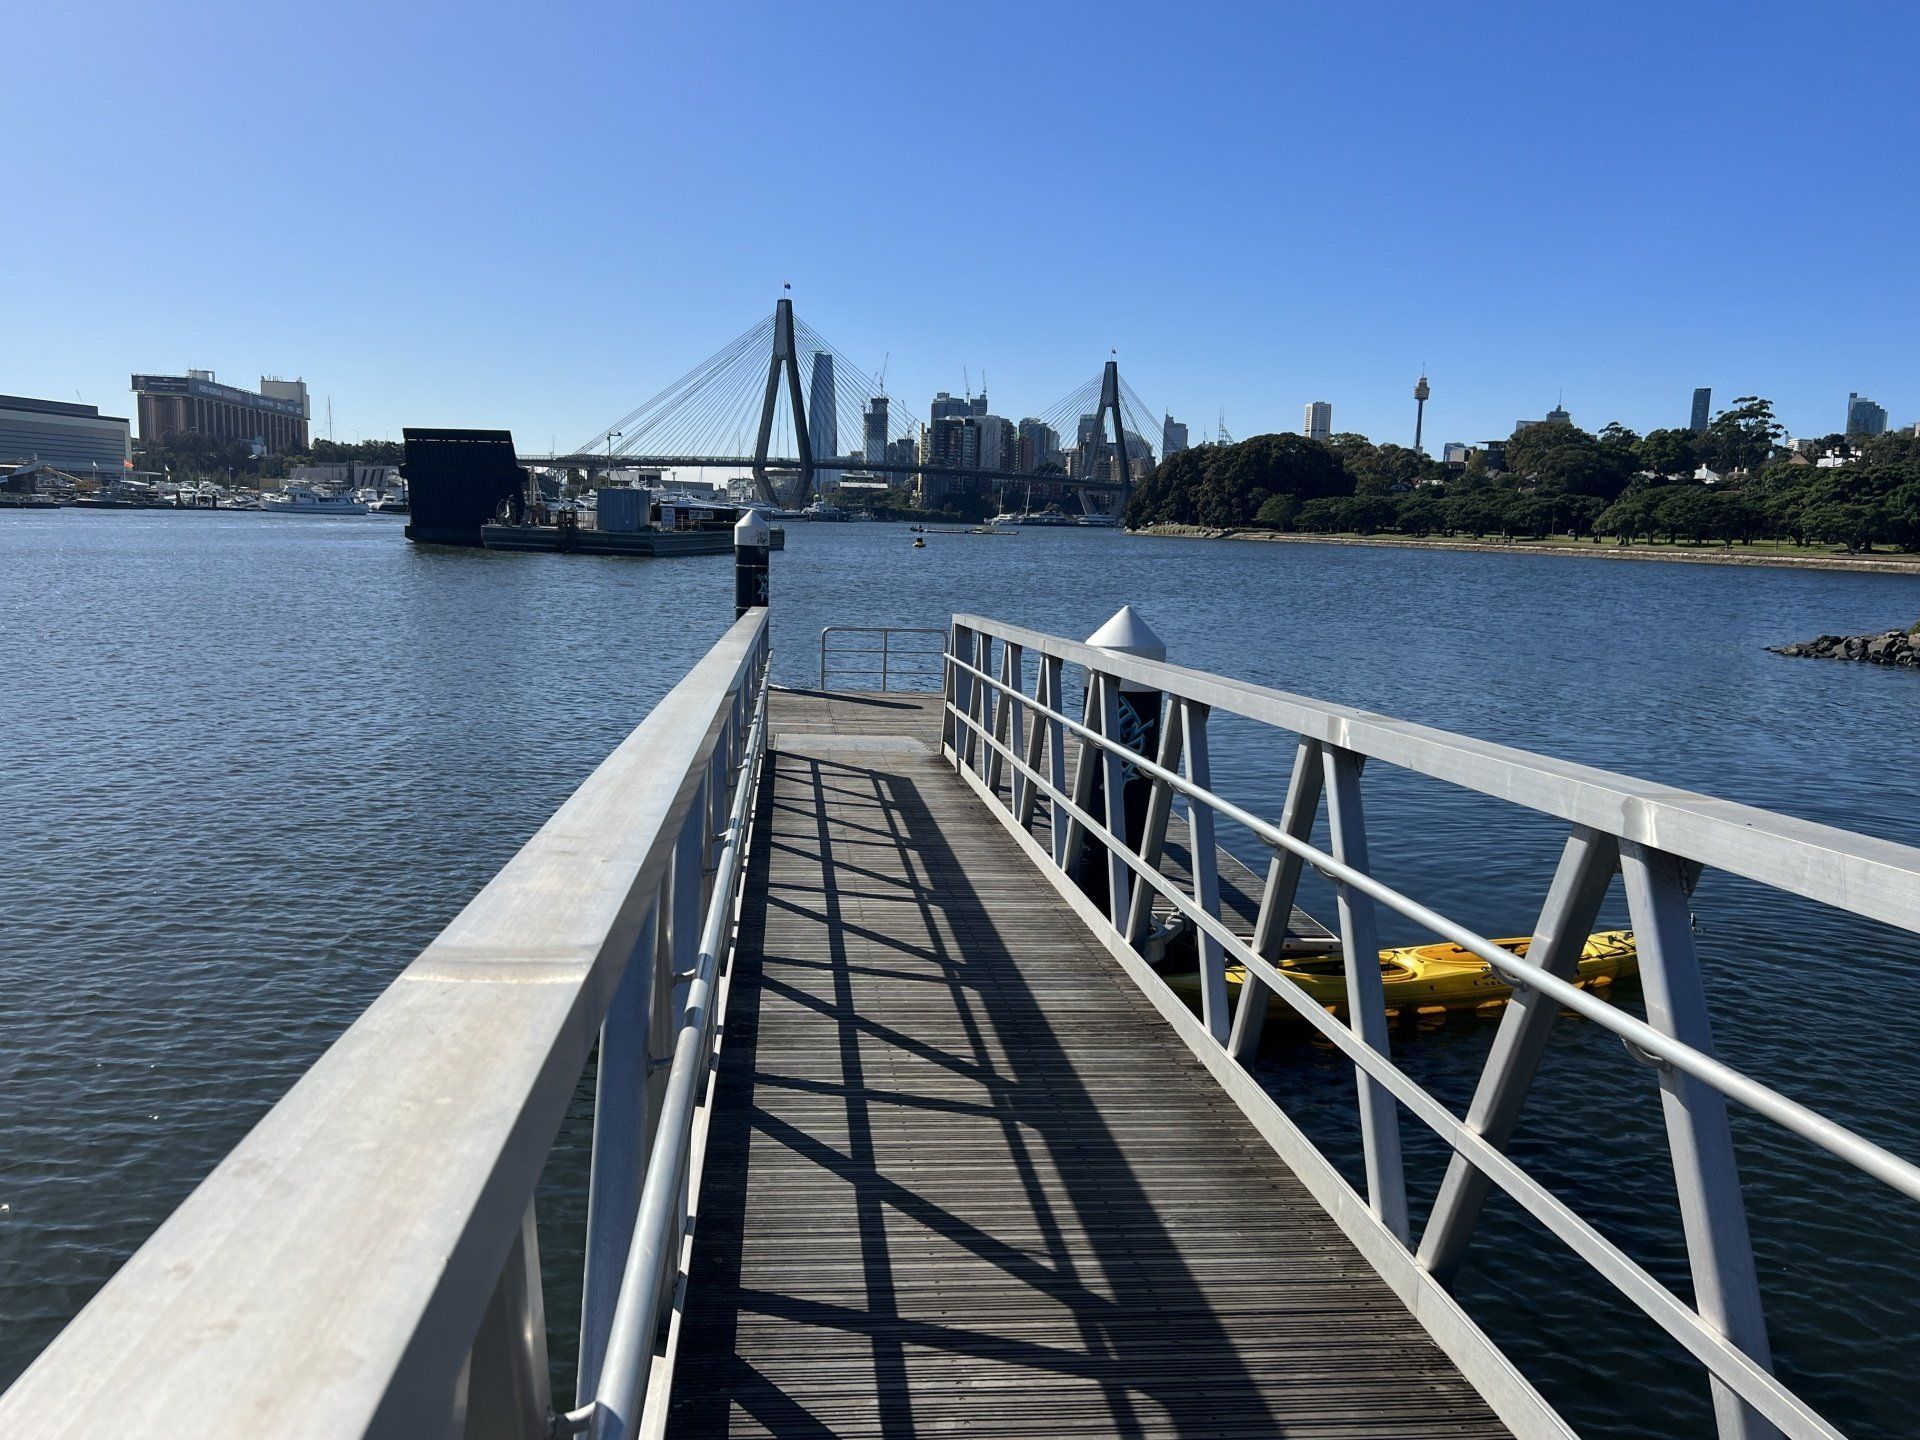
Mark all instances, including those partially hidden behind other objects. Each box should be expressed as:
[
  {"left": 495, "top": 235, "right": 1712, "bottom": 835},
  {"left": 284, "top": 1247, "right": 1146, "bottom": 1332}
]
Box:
[{"left": 261, "top": 488, "right": 369, "bottom": 516}]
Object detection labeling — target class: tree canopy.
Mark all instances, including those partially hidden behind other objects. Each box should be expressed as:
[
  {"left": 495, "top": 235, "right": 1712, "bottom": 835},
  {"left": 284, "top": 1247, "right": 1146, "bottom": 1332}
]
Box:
[
  {"left": 1125, "top": 399, "right": 1920, "bottom": 554},
  {"left": 1126, "top": 432, "right": 1348, "bottom": 528}
]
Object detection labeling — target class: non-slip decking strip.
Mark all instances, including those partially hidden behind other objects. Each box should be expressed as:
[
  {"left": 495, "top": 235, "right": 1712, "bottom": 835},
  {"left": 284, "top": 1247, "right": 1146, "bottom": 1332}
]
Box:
[{"left": 667, "top": 689, "right": 1506, "bottom": 1438}]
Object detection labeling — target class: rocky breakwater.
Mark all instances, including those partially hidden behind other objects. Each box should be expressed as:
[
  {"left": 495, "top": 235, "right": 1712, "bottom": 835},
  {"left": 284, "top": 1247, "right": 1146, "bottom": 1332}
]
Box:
[{"left": 1771, "top": 625, "right": 1920, "bottom": 668}]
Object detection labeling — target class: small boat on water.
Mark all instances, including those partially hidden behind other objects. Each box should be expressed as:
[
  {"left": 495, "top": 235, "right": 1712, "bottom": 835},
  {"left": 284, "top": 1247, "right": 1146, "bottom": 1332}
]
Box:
[
  {"left": 1159, "top": 929, "right": 1637, "bottom": 1021},
  {"left": 912, "top": 536, "right": 926, "bottom": 548},
  {"left": 262, "top": 488, "right": 368, "bottom": 516},
  {"left": 991, "top": 510, "right": 1077, "bottom": 527}
]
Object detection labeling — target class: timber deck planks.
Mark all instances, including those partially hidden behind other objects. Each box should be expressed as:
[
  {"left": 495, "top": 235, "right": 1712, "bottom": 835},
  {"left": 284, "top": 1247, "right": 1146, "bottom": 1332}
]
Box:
[{"left": 667, "top": 689, "right": 1507, "bottom": 1438}]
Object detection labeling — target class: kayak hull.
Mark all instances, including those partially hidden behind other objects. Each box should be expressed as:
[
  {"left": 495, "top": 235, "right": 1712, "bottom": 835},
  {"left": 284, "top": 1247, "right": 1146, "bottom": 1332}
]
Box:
[{"left": 1160, "top": 930, "right": 1637, "bottom": 1021}]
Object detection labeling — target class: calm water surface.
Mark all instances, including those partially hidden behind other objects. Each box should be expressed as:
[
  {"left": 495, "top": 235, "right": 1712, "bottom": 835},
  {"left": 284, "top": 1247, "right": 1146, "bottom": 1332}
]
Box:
[{"left": 4, "top": 510, "right": 1919, "bottom": 1436}]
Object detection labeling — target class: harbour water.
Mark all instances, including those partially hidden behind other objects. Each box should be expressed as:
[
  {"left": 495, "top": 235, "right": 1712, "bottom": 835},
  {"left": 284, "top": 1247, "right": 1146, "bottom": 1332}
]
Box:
[{"left": 3, "top": 509, "right": 1918, "bottom": 1436}]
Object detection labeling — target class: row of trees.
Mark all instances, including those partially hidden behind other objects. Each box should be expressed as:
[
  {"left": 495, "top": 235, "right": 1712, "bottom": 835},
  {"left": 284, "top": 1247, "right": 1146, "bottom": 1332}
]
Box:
[{"left": 1125, "top": 402, "right": 1920, "bottom": 553}]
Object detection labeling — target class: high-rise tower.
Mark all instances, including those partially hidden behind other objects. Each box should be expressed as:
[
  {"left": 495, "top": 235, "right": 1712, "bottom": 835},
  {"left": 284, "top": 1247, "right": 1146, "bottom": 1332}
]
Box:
[
  {"left": 807, "top": 352, "right": 837, "bottom": 459},
  {"left": 1690, "top": 387, "right": 1711, "bottom": 434},
  {"left": 1413, "top": 374, "right": 1430, "bottom": 455},
  {"left": 863, "top": 394, "right": 888, "bottom": 465},
  {"left": 808, "top": 351, "right": 838, "bottom": 492},
  {"left": 1847, "top": 392, "right": 1888, "bottom": 437}
]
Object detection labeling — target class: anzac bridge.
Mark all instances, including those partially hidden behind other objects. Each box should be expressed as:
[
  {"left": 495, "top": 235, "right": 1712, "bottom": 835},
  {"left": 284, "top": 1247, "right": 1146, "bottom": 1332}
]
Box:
[{"left": 515, "top": 297, "right": 1166, "bottom": 511}]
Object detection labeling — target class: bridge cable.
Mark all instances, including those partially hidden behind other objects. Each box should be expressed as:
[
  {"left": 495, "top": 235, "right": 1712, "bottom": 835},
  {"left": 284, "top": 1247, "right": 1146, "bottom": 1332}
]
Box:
[{"left": 573, "top": 314, "right": 773, "bottom": 458}]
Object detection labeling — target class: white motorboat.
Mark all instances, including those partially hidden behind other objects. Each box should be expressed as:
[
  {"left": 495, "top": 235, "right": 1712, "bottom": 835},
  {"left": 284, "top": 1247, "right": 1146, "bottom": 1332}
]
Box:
[{"left": 261, "top": 488, "right": 369, "bottom": 516}]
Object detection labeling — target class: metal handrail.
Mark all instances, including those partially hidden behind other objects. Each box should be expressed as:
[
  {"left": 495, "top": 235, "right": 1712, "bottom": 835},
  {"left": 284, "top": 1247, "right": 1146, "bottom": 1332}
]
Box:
[
  {"left": 818, "top": 625, "right": 946, "bottom": 691},
  {"left": 1, "top": 609, "right": 774, "bottom": 1440},
  {"left": 587, "top": 661, "right": 768, "bottom": 1439},
  {"left": 952, "top": 617, "right": 1920, "bottom": 931},
  {"left": 940, "top": 615, "right": 1920, "bottom": 1440},
  {"left": 943, "top": 648, "right": 1920, "bottom": 1204}
]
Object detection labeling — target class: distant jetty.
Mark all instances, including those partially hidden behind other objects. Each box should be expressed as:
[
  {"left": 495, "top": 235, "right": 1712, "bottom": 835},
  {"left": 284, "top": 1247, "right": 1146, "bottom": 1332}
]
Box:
[{"left": 1771, "top": 626, "right": 1920, "bottom": 669}]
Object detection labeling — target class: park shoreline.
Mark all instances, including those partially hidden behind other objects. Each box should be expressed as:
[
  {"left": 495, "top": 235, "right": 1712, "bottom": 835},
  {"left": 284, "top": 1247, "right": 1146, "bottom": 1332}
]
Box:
[{"left": 1129, "top": 525, "right": 1920, "bottom": 577}]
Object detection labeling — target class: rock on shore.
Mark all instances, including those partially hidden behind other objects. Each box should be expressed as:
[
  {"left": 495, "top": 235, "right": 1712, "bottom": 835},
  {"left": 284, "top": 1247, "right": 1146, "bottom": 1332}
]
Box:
[{"left": 1770, "top": 629, "right": 1920, "bottom": 668}]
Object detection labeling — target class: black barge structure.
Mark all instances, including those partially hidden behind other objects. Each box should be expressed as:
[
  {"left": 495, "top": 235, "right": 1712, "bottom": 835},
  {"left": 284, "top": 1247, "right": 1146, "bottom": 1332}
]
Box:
[{"left": 401, "top": 426, "right": 780, "bottom": 555}]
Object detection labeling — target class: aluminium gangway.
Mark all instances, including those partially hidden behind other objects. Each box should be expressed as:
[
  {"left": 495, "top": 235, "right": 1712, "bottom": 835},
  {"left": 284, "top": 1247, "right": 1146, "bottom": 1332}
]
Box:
[{"left": 6, "top": 607, "right": 1920, "bottom": 1440}]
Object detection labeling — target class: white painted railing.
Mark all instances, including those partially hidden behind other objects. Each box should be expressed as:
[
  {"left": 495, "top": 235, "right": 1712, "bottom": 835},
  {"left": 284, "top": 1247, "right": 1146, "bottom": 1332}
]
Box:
[
  {"left": 817, "top": 624, "right": 947, "bottom": 691},
  {"left": 0, "top": 609, "right": 772, "bottom": 1440},
  {"left": 941, "top": 611, "right": 1920, "bottom": 1440}
]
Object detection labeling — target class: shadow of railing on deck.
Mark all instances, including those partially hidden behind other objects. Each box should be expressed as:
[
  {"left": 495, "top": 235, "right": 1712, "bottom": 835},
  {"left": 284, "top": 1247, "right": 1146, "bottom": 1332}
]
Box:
[{"left": 670, "top": 751, "right": 1285, "bottom": 1438}]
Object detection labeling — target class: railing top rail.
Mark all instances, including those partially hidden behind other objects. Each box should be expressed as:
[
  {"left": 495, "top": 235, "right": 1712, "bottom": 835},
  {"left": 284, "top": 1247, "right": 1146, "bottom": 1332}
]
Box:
[
  {"left": 819, "top": 626, "right": 948, "bottom": 692},
  {"left": 820, "top": 625, "right": 947, "bottom": 639},
  {"left": 955, "top": 613, "right": 1920, "bottom": 932},
  {"left": 1, "top": 609, "right": 772, "bottom": 1440}
]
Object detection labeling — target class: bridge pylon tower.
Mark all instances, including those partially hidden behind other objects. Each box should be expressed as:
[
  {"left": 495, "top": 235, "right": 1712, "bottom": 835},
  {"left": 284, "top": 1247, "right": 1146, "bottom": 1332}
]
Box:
[
  {"left": 1082, "top": 357, "right": 1132, "bottom": 521},
  {"left": 751, "top": 296, "right": 815, "bottom": 508}
]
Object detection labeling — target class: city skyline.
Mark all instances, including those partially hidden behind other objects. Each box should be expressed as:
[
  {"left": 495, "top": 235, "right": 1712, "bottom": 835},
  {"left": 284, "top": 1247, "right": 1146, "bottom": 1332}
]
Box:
[{"left": 8, "top": 2, "right": 1919, "bottom": 450}]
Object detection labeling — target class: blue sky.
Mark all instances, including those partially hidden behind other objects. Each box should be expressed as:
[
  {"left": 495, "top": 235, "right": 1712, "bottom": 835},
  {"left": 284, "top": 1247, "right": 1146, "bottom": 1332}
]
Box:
[{"left": 9, "top": 0, "right": 1918, "bottom": 451}]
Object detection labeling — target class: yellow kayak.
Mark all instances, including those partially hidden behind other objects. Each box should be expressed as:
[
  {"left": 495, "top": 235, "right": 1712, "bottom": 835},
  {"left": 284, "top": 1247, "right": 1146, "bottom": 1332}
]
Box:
[{"left": 1161, "top": 930, "right": 1637, "bottom": 1021}]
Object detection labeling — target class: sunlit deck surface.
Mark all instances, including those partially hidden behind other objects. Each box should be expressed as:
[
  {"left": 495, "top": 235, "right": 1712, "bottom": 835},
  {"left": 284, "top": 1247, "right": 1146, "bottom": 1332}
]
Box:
[{"left": 668, "top": 689, "right": 1505, "bottom": 1438}]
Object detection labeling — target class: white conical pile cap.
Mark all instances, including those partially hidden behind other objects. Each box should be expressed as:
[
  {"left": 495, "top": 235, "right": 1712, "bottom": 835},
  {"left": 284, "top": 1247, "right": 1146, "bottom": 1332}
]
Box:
[
  {"left": 734, "top": 508, "right": 771, "bottom": 546},
  {"left": 1085, "top": 605, "right": 1165, "bottom": 660}
]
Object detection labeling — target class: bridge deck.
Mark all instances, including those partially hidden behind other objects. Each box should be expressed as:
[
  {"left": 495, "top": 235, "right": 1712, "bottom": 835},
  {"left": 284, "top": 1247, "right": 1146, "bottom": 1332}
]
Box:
[{"left": 668, "top": 689, "right": 1506, "bottom": 1438}]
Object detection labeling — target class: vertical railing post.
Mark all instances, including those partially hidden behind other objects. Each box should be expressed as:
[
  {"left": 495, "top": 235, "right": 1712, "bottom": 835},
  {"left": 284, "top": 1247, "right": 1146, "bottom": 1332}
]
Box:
[
  {"left": 881, "top": 627, "right": 891, "bottom": 692},
  {"left": 968, "top": 631, "right": 994, "bottom": 778},
  {"left": 1228, "top": 737, "right": 1325, "bottom": 1061},
  {"left": 1419, "top": 825, "right": 1618, "bottom": 1280},
  {"left": 1009, "top": 647, "right": 1035, "bottom": 822},
  {"left": 640, "top": 804, "right": 705, "bottom": 1337},
  {"left": 577, "top": 891, "right": 661, "bottom": 1406},
  {"left": 676, "top": 779, "right": 709, "bottom": 994},
  {"left": 670, "top": 785, "right": 706, "bottom": 1042},
  {"left": 1014, "top": 650, "right": 1048, "bottom": 833},
  {"left": 1620, "top": 841, "right": 1778, "bottom": 1440},
  {"left": 1121, "top": 700, "right": 1186, "bottom": 946},
  {"left": 985, "top": 641, "right": 1021, "bottom": 799},
  {"left": 1180, "top": 702, "right": 1228, "bottom": 1043},
  {"left": 706, "top": 720, "right": 730, "bottom": 892},
  {"left": 1043, "top": 656, "right": 1069, "bottom": 863},
  {"left": 1060, "top": 667, "right": 1101, "bottom": 878},
  {"left": 1322, "top": 744, "right": 1410, "bottom": 1244},
  {"left": 1095, "top": 672, "right": 1132, "bottom": 927},
  {"left": 943, "top": 621, "right": 969, "bottom": 763},
  {"left": 462, "top": 1202, "right": 552, "bottom": 1440}
]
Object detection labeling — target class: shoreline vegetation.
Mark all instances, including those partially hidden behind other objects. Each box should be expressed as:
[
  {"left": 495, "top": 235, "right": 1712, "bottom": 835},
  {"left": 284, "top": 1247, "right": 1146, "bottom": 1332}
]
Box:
[
  {"left": 1122, "top": 403, "right": 1920, "bottom": 572},
  {"left": 1130, "top": 524, "right": 1920, "bottom": 575}
]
